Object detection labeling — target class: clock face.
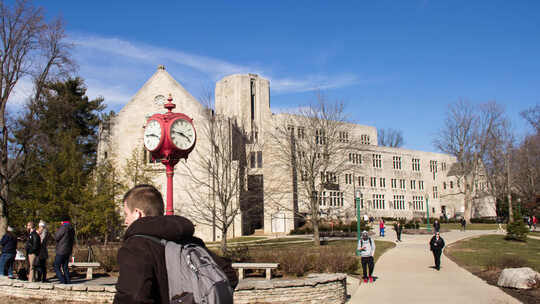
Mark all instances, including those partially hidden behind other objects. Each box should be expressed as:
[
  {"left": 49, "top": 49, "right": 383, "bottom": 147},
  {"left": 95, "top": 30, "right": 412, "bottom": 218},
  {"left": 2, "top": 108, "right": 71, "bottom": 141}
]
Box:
[
  {"left": 154, "top": 95, "right": 166, "bottom": 105},
  {"left": 170, "top": 118, "right": 196, "bottom": 150},
  {"left": 144, "top": 119, "right": 162, "bottom": 151}
]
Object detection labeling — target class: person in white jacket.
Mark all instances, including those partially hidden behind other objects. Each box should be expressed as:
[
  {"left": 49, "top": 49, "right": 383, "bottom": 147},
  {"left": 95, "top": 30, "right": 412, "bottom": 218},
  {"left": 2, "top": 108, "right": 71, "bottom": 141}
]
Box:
[{"left": 357, "top": 230, "right": 376, "bottom": 283}]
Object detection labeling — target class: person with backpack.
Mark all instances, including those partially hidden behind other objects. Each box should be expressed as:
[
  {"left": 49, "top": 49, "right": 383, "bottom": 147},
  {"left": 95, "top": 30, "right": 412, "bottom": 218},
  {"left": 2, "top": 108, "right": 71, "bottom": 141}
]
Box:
[
  {"left": 379, "top": 219, "right": 385, "bottom": 237},
  {"left": 357, "top": 230, "right": 376, "bottom": 283},
  {"left": 460, "top": 218, "right": 466, "bottom": 231},
  {"left": 54, "top": 217, "right": 75, "bottom": 284},
  {"left": 114, "top": 184, "right": 238, "bottom": 304}
]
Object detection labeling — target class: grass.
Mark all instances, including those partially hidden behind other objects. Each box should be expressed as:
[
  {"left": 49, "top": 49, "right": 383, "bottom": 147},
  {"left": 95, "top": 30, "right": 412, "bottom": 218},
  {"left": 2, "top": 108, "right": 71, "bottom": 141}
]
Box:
[
  {"left": 420, "top": 223, "right": 501, "bottom": 230},
  {"left": 445, "top": 234, "right": 540, "bottom": 273},
  {"left": 206, "top": 236, "right": 267, "bottom": 244},
  {"left": 252, "top": 237, "right": 311, "bottom": 244}
]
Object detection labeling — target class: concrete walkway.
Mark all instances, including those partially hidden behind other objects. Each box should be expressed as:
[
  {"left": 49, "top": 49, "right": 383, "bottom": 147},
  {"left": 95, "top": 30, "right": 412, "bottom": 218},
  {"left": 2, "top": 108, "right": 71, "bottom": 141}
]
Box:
[{"left": 347, "top": 230, "right": 521, "bottom": 304}]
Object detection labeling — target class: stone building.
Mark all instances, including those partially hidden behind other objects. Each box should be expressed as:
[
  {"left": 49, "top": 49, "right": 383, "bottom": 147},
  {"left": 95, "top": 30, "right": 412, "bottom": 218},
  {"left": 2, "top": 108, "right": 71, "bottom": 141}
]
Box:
[{"left": 98, "top": 66, "right": 495, "bottom": 241}]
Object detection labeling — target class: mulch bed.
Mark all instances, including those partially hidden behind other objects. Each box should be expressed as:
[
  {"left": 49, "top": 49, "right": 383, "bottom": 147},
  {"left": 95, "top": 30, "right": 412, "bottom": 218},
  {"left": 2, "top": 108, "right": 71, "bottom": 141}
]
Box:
[{"left": 403, "top": 228, "right": 450, "bottom": 234}]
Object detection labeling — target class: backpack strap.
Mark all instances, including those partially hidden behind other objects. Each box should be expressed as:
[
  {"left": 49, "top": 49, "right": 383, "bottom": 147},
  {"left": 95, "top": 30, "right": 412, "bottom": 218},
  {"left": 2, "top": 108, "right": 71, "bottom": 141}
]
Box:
[{"left": 131, "top": 234, "right": 167, "bottom": 246}]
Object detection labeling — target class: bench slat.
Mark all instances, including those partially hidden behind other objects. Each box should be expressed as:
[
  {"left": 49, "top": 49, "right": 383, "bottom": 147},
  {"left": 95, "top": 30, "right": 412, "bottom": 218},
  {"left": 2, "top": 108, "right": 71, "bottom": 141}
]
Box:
[
  {"left": 231, "top": 263, "right": 278, "bottom": 268},
  {"left": 69, "top": 262, "right": 100, "bottom": 267}
]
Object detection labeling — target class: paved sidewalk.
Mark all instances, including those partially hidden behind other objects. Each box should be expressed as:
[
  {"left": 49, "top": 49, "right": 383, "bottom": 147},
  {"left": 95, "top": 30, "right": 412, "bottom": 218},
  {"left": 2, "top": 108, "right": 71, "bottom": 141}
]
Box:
[{"left": 348, "top": 230, "right": 521, "bottom": 304}]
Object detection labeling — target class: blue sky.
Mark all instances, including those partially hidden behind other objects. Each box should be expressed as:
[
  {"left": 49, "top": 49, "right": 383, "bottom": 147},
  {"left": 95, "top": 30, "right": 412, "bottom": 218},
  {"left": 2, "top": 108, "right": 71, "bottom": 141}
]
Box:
[{"left": 10, "top": 1, "right": 540, "bottom": 152}]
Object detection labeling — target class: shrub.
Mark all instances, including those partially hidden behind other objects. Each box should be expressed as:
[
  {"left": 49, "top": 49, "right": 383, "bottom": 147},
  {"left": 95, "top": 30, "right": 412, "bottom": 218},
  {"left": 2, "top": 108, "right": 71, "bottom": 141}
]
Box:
[
  {"left": 486, "top": 255, "right": 529, "bottom": 271},
  {"left": 470, "top": 218, "right": 496, "bottom": 224},
  {"left": 223, "top": 245, "right": 251, "bottom": 262},
  {"left": 506, "top": 210, "right": 529, "bottom": 242}
]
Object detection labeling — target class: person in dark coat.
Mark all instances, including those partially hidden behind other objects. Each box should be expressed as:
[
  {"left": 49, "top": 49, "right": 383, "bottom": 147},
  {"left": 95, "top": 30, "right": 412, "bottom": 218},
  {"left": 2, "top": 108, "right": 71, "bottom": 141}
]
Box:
[
  {"left": 114, "top": 184, "right": 238, "bottom": 304},
  {"left": 25, "top": 222, "right": 41, "bottom": 282},
  {"left": 54, "top": 217, "right": 75, "bottom": 284},
  {"left": 460, "top": 218, "right": 466, "bottom": 231},
  {"left": 394, "top": 222, "right": 403, "bottom": 242},
  {"left": 433, "top": 220, "right": 441, "bottom": 233},
  {"left": 35, "top": 220, "right": 50, "bottom": 282},
  {"left": 429, "top": 232, "right": 445, "bottom": 271},
  {"left": 0, "top": 226, "right": 17, "bottom": 278}
]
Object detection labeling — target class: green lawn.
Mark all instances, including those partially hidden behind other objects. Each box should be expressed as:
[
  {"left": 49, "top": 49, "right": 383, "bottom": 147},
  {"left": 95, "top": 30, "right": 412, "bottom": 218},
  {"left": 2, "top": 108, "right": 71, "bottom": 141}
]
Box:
[
  {"left": 207, "top": 236, "right": 267, "bottom": 245},
  {"left": 420, "top": 223, "right": 501, "bottom": 230},
  {"left": 445, "top": 234, "right": 540, "bottom": 273}
]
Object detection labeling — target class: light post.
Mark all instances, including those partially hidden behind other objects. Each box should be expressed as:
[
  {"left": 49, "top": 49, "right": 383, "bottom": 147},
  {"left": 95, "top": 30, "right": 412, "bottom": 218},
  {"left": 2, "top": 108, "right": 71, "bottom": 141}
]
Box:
[
  {"left": 426, "top": 195, "right": 431, "bottom": 233},
  {"left": 355, "top": 190, "right": 362, "bottom": 256}
]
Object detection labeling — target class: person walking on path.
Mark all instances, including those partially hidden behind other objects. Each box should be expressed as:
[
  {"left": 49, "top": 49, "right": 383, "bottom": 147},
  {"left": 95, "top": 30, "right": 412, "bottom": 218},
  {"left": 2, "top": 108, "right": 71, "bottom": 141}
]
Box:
[
  {"left": 25, "top": 222, "right": 41, "bottom": 282},
  {"left": 54, "top": 217, "right": 75, "bottom": 284},
  {"left": 35, "top": 220, "right": 50, "bottom": 282},
  {"left": 496, "top": 216, "right": 504, "bottom": 232},
  {"left": 429, "top": 232, "right": 445, "bottom": 271},
  {"left": 433, "top": 220, "right": 441, "bottom": 233},
  {"left": 460, "top": 218, "right": 466, "bottom": 231},
  {"left": 0, "top": 226, "right": 17, "bottom": 278},
  {"left": 394, "top": 222, "right": 403, "bottom": 242},
  {"left": 527, "top": 216, "right": 532, "bottom": 231},
  {"left": 358, "top": 230, "right": 376, "bottom": 283},
  {"left": 379, "top": 219, "right": 385, "bottom": 237},
  {"left": 533, "top": 215, "right": 537, "bottom": 231}
]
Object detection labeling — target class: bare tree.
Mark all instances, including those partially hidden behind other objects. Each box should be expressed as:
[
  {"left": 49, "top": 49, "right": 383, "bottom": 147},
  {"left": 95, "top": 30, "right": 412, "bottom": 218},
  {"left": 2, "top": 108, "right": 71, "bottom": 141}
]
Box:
[
  {"left": 378, "top": 128, "right": 404, "bottom": 147},
  {"left": 0, "top": 0, "right": 74, "bottom": 233},
  {"left": 183, "top": 89, "right": 262, "bottom": 253},
  {"left": 521, "top": 104, "right": 540, "bottom": 133},
  {"left": 434, "top": 100, "right": 506, "bottom": 222},
  {"left": 266, "top": 93, "right": 359, "bottom": 246}
]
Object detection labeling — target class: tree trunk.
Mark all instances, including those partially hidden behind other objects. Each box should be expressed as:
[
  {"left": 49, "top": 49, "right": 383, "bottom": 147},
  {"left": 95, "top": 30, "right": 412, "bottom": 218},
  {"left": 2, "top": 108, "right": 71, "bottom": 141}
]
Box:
[
  {"left": 0, "top": 121, "right": 8, "bottom": 235},
  {"left": 464, "top": 176, "right": 472, "bottom": 223},
  {"left": 220, "top": 229, "right": 228, "bottom": 254},
  {"left": 506, "top": 155, "right": 513, "bottom": 223}
]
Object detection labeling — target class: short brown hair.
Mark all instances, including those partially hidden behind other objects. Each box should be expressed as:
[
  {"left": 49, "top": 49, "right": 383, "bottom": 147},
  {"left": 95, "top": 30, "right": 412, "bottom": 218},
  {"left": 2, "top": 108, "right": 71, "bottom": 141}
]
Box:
[{"left": 123, "top": 184, "right": 164, "bottom": 217}]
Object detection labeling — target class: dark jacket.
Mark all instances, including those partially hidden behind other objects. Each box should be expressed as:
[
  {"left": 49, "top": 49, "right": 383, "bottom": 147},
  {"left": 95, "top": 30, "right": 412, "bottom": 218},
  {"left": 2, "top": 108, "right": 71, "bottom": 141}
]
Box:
[
  {"left": 38, "top": 229, "right": 50, "bottom": 261},
  {"left": 433, "top": 221, "right": 441, "bottom": 232},
  {"left": 25, "top": 230, "right": 41, "bottom": 255},
  {"left": 429, "top": 235, "right": 445, "bottom": 252},
  {"left": 55, "top": 222, "right": 75, "bottom": 256},
  {"left": 114, "top": 216, "right": 238, "bottom": 304},
  {"left": 0, "top": 232, "right": 17, "bottom": 254}
]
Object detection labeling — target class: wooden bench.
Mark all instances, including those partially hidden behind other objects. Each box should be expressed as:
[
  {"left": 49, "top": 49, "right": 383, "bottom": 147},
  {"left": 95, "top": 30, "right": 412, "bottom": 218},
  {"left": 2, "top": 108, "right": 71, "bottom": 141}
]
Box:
[
  {"left": 68, "top": 262, "right": 100, "bottom": 280},
  {"left": 232, "top": 263, "right": 279, "bottom": 280}
]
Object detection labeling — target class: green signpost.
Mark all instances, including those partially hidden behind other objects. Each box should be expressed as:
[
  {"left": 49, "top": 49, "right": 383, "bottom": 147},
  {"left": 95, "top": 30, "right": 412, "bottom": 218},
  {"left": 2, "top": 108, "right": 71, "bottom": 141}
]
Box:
[
  {"left": 356, "top": 197, "right": 361, "bottom": 256},
  {"left": 426, "top": 196, "right": 431, "bottom": 233}
]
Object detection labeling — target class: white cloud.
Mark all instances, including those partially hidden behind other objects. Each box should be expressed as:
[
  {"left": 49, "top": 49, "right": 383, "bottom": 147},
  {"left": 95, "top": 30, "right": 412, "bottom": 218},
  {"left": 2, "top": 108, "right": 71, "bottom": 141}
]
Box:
[{"left": 67, "top": 33, "right": 366, "bottom": 110}]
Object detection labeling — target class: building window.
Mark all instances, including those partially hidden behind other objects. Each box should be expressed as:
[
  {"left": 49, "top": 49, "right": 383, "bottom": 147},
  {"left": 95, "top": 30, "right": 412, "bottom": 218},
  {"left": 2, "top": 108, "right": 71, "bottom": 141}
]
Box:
[
  {"left": 345, "top": 173, "right": 353, "bottom": 185},
  {"left": 412, "top": 158, "right": 420, "bottom": 171},
  {"left": 373, "top": 194, "right": 385, "bottom": 209},
  {"left": 315, "top": 129, "right": 326, "bottom": 145},
  {"left": 257, "top": 151, "right": 262, "bottom": 168},
  {"left": 443, "top": 182, "right": 447, "bottom": 190},
  {"left": 300, "top": 170, "right": 307, "bottom": 181},
  {"left": 321, "top": 171, "right": 337, "bottom": 183},
  {"left": 355, "top": 193, "right": 364, "bottom": 209},
  {"left": 379, "top": 177, "right": 386, "bottom": 188},
  {"left": 392, "top": 156, "right": 402, "bottom": 170},
  {"left": 441, "top": 162, "right": 447, "bottom": 171},
  {"left": 372, "top": 154, "right": 382, "bottom": 168},
  {"left": 361, "top": 134, "right": 370, "bottom": 145},
  {"left": 250, "top": 152, "right": 256, "bottom": 168},
  {"left": 297, "top": 127, "right": 305, "bottom": 139},
  {"left": 358, "top": 176, "right": 365, "bottom": 187},
  {"left": 400, "top": 179, "right": 406, "bottom": 189},
  {"left": 430, "top": 160, "right": 438, "bottom": 173},
  {"left": 450, "top": 181, "right": 454, "bottom": 189},
  {"left": 349, "top": 153, "right": 362, "bottom": 164},
  {"left": 393, "top": 195, "right": 405, "bottom": 210},
  {"left": 287, "top": 125, "right": 294, "bottom": 135},
  {"left": 370, "top": 177, "right": 377, "bottom": 188},
  {"left": 413, "top": 196, "right": 424, "bottom": 210},
  {"left": 419, "top": 180, "right": 424, "bottom": 190},
  {"left": 433, "top": 186, "right": 438, "bottom": 199},
  {"left": 338, "top": 131, "right": 349, "bottom": 143},
  {"left": 410, "top": 180, "right": 416, "bottom": 190},
  {"left": 391, "top": 178, "right": 397, "bottom": 189}
]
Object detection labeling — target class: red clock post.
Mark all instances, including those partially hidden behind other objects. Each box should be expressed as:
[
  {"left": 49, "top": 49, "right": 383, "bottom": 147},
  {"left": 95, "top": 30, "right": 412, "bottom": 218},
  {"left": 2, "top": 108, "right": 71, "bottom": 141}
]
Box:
[{"left": 143, "top": 94, "right": 196, "bottom": 215}]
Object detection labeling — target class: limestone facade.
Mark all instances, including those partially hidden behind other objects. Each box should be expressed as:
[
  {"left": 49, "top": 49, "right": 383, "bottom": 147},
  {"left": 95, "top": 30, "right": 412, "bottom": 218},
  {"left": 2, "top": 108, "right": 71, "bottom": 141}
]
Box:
[{"left": 97, "top": 66, "right": 495, "bottom": 241}]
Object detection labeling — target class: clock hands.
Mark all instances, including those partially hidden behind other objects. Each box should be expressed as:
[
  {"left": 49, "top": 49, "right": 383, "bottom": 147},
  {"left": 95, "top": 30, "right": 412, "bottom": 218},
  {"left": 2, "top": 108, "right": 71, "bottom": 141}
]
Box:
[{"left": 173, "top": 130, "right": 192, "bottom": 141}]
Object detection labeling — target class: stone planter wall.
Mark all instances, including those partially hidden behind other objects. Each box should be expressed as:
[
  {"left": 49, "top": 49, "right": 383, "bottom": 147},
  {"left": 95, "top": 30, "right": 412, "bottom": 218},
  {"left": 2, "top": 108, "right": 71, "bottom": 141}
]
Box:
[
  {"left": 0, "top": 273, "right": 347, "bottom": 304},
  {"left": 234, "top": 273, "right": 347, "bottom": 304}
]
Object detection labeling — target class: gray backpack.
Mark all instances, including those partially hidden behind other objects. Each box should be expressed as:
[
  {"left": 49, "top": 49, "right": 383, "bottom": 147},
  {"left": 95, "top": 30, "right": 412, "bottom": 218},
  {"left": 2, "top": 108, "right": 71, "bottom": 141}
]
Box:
[{"left": 134, "top": 235, "right": 233, "bottom": 304}]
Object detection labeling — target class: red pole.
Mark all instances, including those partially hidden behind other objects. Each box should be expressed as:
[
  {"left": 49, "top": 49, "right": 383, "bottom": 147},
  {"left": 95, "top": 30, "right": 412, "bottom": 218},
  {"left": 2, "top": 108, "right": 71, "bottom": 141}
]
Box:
[{"left": 166, "top": 162, "right": 174, "bottom": 215}]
